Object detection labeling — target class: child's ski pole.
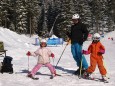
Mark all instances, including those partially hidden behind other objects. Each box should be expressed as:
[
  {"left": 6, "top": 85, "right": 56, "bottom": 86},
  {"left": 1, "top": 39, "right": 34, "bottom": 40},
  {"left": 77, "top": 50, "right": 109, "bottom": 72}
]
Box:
[
  {"left": 28, "top": 56, "right": 30, "bottom": 72},
  {"left": 27, "top": 51, "right": 31, "bottom": 72}
]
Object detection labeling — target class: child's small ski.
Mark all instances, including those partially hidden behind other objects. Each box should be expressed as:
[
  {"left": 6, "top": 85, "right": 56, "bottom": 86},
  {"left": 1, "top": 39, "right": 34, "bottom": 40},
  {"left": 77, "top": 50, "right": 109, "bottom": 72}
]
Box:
[
  {"left": 50, "top": 73, "right": 62, "bottom": 79},
  {"left": 27, "top": 76, "right": 39, "bottom": 80},
  {"left": 84, "top": 77, "right": 109, "bottom": 83},
  {"left": 27, "top": 74, "right": 39, "bottom": 80},
  {"left": 94, "top": 78, "right": 109, "bottom": 83},
  {"left": 50, "top": 76, "right": 54, "bottom": 79},
  {"left": 55, "top": 73, "right": 61, "bottom": 76},
  {"left": 31, "top": 77, "right": 39, "bottom": 80}
]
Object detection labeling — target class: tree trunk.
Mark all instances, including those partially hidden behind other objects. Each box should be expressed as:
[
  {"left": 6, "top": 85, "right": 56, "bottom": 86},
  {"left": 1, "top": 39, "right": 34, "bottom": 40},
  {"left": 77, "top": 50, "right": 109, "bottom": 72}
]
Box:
[{"left": 30, "top": 17, "right": 32, "bottom": 37}]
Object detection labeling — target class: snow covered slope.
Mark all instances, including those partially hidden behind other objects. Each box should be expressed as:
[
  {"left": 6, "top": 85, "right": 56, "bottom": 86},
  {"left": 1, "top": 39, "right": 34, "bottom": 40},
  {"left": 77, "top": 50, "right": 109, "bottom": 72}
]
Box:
[{"left": 0, "top": 27, "right": 115, "bottom": 86}]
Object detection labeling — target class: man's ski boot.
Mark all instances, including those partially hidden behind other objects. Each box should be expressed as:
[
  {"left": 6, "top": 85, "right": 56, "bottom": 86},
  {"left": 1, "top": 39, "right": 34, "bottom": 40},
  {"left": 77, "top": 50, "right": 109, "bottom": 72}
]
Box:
[
  {"left": 73, "top": 68, "right": 80, "bottom": 75},
  {"left": 74, "top": 68, "right": 86, "bottom": 75}
]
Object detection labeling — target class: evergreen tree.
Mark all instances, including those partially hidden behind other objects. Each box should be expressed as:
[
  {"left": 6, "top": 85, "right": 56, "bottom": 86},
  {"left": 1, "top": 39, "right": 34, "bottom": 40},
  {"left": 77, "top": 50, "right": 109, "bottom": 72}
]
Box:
[
  {"left": 0, "top": 0, "right": 11, "bottom": 28},
  {"left": 52, "top": 0, "right": 75, "bottom": 39},
  {"left": 15, "top": 0, "right": 27, "bottom": 34},
  {"left": 0, "top": 0, "right": 115, "bottom": 38},
  {"left": 25, "top": 0, "right": 40, "bottom": 36},
  {"left": 37, "top": 6, "right": 45, "bottom": 37},
  {"left": 0, "top": 0, "right": 3, "bottom": 26}
]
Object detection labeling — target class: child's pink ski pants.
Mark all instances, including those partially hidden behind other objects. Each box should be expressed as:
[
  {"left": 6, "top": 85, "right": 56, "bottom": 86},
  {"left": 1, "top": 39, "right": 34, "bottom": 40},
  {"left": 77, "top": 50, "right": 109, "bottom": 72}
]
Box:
[{"left": 29, "top": 63, "right": 56, "bottom": 76}]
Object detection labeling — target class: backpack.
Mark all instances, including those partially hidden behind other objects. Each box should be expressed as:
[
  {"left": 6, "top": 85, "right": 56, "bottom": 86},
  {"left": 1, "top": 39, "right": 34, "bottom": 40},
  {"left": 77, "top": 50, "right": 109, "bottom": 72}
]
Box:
[{"left": 1, "top": 56, "right": 13, "bottom": 74}]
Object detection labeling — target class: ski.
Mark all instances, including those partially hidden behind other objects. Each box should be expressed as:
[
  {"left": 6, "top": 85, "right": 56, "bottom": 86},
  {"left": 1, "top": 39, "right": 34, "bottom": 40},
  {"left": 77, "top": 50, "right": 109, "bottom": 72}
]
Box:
[
  {"left": 78, "top": 75, "right": 82, "bottom": 79},
  {"left": 83, "top": 77, "right": 109, "bottom": 83},
  {"left": 31, "top": 77, "right": 39, "bottom": 80},
  {"left": 55, "top": 73, "right": 62, "bottom": 76},
  {"left": 27, "top": 76, "right": 39, "bottom": 80},
  {"left": 50, "top": 76, "right": 54, "bottom": 79},
  {"left": 94, "top": 78, "right": 109, "bottom": 83},
  {"left": 49, "top": 73, "right": 62, "bottom": 79},
  {"left": 26, "top": 74, "right": 39, "bottom": 80}
]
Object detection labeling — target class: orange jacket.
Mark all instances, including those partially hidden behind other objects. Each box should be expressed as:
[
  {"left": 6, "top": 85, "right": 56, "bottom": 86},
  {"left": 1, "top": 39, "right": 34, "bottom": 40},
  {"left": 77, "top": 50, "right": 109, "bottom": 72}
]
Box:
[{"left": 88, "top": 41, "right": 105, "bottom": 59}]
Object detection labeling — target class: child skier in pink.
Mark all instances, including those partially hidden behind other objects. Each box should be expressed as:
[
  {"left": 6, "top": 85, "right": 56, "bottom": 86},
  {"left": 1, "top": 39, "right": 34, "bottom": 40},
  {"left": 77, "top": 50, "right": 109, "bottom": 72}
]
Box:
[{"left": 26, "top": 39, "right": 56, "bottom": 79}]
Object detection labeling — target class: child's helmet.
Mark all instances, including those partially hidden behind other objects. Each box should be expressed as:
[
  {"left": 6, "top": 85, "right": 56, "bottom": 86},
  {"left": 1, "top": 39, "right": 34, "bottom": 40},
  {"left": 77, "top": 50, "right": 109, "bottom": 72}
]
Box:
[
  {"left": 40, "top": 39, "right": 47, "bottom": 47},
  {"left": 93, "top": 33, "right": 101, "bottom": 41},
  {"left": 72, "top": 14, "right": 80, "bottom": 19},
  {"left": 40, "top": 39, "right": 47, "bottom": 43}
]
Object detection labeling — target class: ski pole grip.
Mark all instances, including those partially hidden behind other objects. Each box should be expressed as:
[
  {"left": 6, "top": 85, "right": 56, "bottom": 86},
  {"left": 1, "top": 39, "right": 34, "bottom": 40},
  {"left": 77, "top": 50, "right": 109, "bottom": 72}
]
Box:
[
  {"left": 51, "top": 53, "right": 55, "bottom": 58},
  {"left": 66, "top": 39, "right": 71, "bottom": 45},
  {"left": 27, "top": 51, "right": 31, "bottom": 56}
]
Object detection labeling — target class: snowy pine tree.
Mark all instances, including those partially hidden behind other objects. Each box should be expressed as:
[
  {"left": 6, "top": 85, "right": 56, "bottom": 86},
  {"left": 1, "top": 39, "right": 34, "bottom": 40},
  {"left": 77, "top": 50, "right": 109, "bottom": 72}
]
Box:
[{"left": 15, "top": 0, "right": 27, "bottom": 34}]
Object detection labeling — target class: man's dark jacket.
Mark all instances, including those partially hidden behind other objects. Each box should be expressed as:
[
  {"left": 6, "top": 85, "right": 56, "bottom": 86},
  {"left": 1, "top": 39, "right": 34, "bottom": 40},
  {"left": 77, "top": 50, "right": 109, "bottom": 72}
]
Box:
[{"left": 68, "top": 22, "right": 89, "bottom": 45}]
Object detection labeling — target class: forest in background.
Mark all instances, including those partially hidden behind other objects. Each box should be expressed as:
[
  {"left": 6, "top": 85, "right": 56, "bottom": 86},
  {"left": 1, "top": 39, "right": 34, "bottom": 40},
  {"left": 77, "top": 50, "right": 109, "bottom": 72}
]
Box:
[{"left": 0, "top": 0, "right": 115, "bottom": 39}]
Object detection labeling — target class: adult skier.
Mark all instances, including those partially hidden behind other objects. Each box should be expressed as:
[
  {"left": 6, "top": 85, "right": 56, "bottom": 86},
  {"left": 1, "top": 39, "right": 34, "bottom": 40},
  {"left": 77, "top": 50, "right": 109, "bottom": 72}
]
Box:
[{"left": 67, "top": 14, "right": 89, "bottom": 75}]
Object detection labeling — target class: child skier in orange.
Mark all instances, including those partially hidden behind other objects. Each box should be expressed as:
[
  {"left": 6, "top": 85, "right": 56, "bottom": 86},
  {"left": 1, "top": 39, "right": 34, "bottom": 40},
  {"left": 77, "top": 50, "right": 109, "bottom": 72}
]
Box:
[{"left": 82, "top": 33, "right": 108, "bottom": 82}]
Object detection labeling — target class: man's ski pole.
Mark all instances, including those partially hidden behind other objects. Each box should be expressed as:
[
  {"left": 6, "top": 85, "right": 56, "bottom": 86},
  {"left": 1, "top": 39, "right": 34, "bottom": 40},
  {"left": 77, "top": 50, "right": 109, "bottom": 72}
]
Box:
[
  {"left": 79, "top": 55, "right": 83, "bottom": 79},
  {"left": 55, "top": 43, "right": 68, "bottom": 67}
]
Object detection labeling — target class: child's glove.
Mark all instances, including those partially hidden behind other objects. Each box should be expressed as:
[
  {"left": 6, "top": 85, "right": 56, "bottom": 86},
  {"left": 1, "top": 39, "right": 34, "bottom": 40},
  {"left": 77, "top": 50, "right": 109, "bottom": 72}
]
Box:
[
  {"left": 82, "top": 50, "right": 89, "bottom": 55},
  {"left": 51, "top": 53, "right": 55, "bottom": 58},
  {"left": 98, "top": 49, "right": 105, "bottom": 54},
  {"left": 26, "top": 51, "right": 31, "bottom": 56}
]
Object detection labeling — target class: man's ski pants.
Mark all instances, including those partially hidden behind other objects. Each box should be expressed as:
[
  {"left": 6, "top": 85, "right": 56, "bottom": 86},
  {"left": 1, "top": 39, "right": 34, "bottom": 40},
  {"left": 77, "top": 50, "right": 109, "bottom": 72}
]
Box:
[{"left": 71, "top": 43, "right": 88, "bottom": 69}]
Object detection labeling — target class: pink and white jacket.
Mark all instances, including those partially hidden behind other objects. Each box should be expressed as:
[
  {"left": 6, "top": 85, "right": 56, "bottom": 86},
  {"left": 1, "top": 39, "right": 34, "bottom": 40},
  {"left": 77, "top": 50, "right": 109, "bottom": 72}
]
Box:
[{"left": 31, "top": 47, "right": 52, "bottom": 64}]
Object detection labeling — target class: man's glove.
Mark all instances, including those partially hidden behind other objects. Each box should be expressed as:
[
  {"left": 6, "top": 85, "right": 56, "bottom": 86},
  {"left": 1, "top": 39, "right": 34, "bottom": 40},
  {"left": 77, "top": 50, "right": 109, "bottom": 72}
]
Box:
[{"left": 66, "top": 38, "right": 71, "bottom": 45}]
